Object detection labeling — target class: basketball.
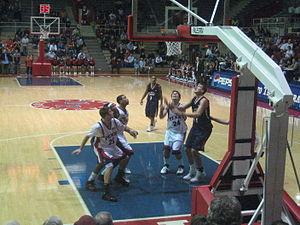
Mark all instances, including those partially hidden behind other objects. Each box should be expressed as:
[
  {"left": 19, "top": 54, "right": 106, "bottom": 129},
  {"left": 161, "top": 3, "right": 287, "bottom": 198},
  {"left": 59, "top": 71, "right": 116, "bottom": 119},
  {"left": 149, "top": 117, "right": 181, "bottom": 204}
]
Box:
[{"left": 176, "top": 25, "right": 191, "bottom": 38}]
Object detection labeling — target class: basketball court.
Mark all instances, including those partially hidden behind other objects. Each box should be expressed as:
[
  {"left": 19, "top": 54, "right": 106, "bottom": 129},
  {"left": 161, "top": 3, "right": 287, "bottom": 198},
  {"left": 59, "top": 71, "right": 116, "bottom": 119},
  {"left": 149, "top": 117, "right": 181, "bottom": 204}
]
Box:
[
  {"left": 0, "top": 0, "right": 299, "bottom": 224},
  {"left": 0, "top": 75, "right": 299, "bottom": 225}
]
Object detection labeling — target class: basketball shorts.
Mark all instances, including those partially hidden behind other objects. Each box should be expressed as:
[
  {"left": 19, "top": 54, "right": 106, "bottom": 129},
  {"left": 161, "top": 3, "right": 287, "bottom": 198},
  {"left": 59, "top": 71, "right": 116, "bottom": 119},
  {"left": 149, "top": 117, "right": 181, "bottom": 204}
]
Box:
[
  {"left": 145, "top": 100, "right": 158, "bottom": 117},
  {"left": 93, "top": 144, "right": 124, "bottom": 162},
  {"left": 185, "top": 126, "right": 212, "bottom": 151},
  {"left": 164, "top": 130, "right": 185, "bottom": 154},
  {"left": 117, "top": 133, "right": 134, "bottom": 156}
]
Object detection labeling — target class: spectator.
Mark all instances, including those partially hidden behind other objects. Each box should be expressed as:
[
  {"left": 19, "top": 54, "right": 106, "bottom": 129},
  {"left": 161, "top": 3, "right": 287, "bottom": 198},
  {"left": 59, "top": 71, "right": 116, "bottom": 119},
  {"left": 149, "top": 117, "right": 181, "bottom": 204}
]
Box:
[
  {"left": 25, "top": 55, "right": 33, "bottom": 76},
  {"left": 94, "top": 211, "right": 114, "bottom": 225},
  {"left": 43, "top": 216, "right": 63, "bottom": 225},
  {"left": 205, "top": 46, "right": 213, "bottom": 59},
  {"left": 207, "top": 196, "right": 242, "bottom": 225},
  {"left": 12, "top": 48, "right": 21, "bottom": 74},
  {"left": 139, "top": 57, "right": 146, "bottom": 73},
  {"left": 124, "top": 53, "right": 134, "bottom": 67},
  {"left": 20, "top": 34, "right": 29, "bottom": 56},
  {"left": 155, "top": 54, "right": 163, "bottom": 67},
  {"left": 74, "top": 215, "right": 97, "bottom": 225},
  {"left": 49, "top": 42, "right": 58, "bottom": 53},
  {"left": 1, "top": 49, "right": 12, "bottom": 75},
  {"left": 134, "top": 58, "right": 139, "bottom": 75},
  {"left": 285, "top": 46, "right": 294, "bottom": 59},
  {"left": 81, "top": 5, "right": 89, "bottom": 25},
  {"left": 190, "top": 215, "right": 209, "bottom": 225},
  {"left": 110, "top": 56, "right": 121, "bottom": 74}
]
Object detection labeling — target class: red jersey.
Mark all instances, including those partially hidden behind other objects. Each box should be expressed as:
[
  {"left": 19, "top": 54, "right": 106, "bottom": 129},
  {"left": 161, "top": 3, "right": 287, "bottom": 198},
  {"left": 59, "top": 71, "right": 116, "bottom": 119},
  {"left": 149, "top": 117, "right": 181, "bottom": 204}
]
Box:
[{"left": 89, "top": 59, "right": 95, "bottom": 66}]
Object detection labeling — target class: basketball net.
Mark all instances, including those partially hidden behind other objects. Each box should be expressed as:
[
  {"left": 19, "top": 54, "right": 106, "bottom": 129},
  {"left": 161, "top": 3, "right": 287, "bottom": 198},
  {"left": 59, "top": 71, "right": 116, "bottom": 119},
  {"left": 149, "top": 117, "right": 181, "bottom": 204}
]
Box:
[
  {"left": 165, "top": 41, "right": 182, "bottom": 56},
  {"left": 40, "top": 29, "right": 49, "bottom": 39}
]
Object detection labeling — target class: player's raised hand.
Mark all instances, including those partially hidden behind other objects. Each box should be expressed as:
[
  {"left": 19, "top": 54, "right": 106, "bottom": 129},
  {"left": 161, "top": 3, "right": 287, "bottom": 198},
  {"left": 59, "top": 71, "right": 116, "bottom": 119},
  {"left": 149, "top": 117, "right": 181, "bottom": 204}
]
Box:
[
  {"left": 164, "top": 97, "right": 174, "bottom": 109},
  {"left": 72, "top": 148, "right": 82, "bottom": 155},
  {"left": 163, "top": 96, "right": 169, "bottom": 105}
]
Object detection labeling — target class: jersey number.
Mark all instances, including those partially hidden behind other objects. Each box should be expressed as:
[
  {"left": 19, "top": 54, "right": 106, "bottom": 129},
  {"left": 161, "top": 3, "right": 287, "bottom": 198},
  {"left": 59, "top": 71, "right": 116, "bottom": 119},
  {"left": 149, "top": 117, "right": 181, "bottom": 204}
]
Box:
[
  {"left": 108, "top": 138, "right": 115, "bottom": 145},
  {"left": 172, "top": 120, "right": 181, "bottom": 127}
]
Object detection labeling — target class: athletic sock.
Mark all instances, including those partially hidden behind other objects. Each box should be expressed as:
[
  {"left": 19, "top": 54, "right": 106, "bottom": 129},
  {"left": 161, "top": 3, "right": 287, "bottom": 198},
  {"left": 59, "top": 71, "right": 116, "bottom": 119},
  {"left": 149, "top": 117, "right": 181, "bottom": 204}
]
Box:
[
  {"left": 163, "top": 157, "right": 169, "bottom": 166},
  {"left": 88, "top": 172, "right": 97, "bottom": 181},
  {"left": 178, "top": 158, "right": 184, "bottom": 167}
]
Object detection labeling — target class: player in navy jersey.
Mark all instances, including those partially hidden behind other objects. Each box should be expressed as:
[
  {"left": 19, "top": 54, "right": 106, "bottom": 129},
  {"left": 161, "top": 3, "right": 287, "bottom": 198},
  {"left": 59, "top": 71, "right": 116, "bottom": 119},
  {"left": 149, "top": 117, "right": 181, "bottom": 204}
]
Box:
[
  {"left": 72, "top": 106, "right": 138, "bottom": 202},
  {"left": 114, "top": 95, "right": 134, "bottom": 174},
  {"left": 140, "top": 76, "right": 163, "bottom": 132},
  {"left": 159, "top": 90, "right": 187, "bottom": 175},
  {"left": 171, "top": 83, "right": 228, "bottom": 182}
]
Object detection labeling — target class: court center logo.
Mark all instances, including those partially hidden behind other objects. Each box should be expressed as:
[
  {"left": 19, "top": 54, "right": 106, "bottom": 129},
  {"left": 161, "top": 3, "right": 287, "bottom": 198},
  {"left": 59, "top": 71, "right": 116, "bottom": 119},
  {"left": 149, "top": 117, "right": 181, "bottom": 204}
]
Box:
[{"left": 31, "top": 99, "right": 109, "bottom": 110}]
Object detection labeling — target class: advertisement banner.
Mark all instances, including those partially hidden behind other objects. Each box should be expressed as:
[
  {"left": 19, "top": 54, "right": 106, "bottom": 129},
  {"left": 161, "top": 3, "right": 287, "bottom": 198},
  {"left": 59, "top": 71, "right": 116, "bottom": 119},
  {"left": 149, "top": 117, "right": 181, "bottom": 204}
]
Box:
[{"left": 210, "top": 71, "right": 300, "bottom": 110}]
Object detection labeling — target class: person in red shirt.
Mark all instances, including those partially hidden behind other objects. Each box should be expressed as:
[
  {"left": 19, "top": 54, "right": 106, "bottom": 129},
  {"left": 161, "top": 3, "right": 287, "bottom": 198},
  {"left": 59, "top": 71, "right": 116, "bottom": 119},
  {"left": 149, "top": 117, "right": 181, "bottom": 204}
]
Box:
[
  {"left": 77, "top": 57, "right": 84, "bottom": 75},
  {"left": 59, "top": 57, "right": 65, "bottom": 76},
  {"left": 51, "top": 57, "right": 59, "bottom": 75},
  {"left": 83, "top": 57, "right": 89, "bottom": 75},
  {"left": 89, "top": 57, "right": 96, "bottom": 76},
  {"left": 71, "top": 57, "right": 77, "bottom": 75},
  {"left": 65, "top": 56, "right": 72, "bottom": 75},
  {"left": 25, "top": 55, "right": 33, "bottom": 76}
]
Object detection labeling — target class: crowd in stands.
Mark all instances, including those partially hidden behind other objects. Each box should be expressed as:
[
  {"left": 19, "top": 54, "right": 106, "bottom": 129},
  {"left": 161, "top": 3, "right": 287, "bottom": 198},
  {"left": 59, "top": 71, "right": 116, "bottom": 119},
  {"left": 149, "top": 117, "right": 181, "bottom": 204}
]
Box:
[
  {"left": 190, "top": 196, "right": 289, "bottom": 225},
  {"left": 168, "top": 27, "right": 299, "bottom": 84},
  {"left": 0, "top": 25, "right": 95, "bottom": 76},
  {"left": 243, "top": 26, "right": 300, "bottom": 82},
  {"left": 46, "top": 26, "right": 96, "bottom": 76},
  {"left": 0, "top": 0, "right": 96, "bottom": 76},
  {"left": 4, "top": 196, "right": 291, "bottom": 225},
  {"left": 0, "top": 28, "right": 31, "bottom": 75},
  {"left": 0, "top": 0, "right": 299, "bottom": 80},
  {"left": 93, "top": 4, "right": 172, "bottom": 75},
  {"left": 0, "top": 0, "right": 22, "bottom": 22}
]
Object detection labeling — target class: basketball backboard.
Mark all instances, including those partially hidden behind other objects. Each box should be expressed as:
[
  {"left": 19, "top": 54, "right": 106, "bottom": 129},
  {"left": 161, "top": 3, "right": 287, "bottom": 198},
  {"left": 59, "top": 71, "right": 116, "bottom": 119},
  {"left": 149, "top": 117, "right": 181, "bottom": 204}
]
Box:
[
  {"left": 30, "top": 16, "right": 60, "bottom": 38},
  {"left": 129, "top": 0, "right": 223, "bottom": 42}
]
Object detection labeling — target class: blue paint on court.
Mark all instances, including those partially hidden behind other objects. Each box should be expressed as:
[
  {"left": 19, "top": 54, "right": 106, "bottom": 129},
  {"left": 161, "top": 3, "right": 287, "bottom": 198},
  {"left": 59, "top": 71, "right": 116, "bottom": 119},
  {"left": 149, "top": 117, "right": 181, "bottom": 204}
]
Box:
[
  {"left": 55, "top": 142, "right": 218, "bottom": 219},
  {"left": 16, "top": 76, "right": 82, "bottom": 86}
]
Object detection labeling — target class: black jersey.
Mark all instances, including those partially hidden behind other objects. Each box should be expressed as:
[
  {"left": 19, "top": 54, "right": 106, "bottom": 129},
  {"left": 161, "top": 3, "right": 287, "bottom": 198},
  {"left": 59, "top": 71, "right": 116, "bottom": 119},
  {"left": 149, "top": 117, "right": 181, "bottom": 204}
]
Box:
[
  {"left": 191, "top": 96, "right": 212, "bottom": 128},
  {"left": 146, "top": 83, "right": 162, "bottom": 103}
]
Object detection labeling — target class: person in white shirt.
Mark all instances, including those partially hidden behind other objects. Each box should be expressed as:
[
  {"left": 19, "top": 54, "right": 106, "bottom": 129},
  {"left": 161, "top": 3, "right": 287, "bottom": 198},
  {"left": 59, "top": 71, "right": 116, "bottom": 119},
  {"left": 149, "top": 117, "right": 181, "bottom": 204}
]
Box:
[
  {"left": 159, "top": 90, "right": 187, "bottom": 175},
  {"left": 72, "top": 105, "right": 138, "bottom": 202},
  {"left": 285, "top": 46, "right": 294, "bottom": 59},
  {"left": 155, "top": 55, "right": 163, "bottom": 67}
]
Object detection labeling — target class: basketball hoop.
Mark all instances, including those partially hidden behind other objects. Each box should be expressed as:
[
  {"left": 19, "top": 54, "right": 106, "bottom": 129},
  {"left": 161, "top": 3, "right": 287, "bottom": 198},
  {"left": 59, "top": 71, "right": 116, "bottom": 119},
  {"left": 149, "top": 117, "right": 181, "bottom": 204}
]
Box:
[
  {"left": 40, "top": 29, "right": 49, "bottom": 39},
  {"left": 165, "top": 41, "right": 182, "bottom": 56}
]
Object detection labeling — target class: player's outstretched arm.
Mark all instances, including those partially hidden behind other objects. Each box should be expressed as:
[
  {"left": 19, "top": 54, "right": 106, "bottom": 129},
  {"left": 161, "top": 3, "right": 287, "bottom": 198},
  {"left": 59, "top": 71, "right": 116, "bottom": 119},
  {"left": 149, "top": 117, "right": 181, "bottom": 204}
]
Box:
[
  {"left": 210, "top": 116, "right": 229, "bottom": 125},
  {"left": 173, "top": 98, "right": 208, "bottom": 118},
  {"left": 179, "top": 99, "right": 193, "bottom": 110},
  {"left": 72, "top": 135, "right": 90, "bottom": 155},
  {"left": 159, "top": 97, "right": 168, "bottom": 119}
]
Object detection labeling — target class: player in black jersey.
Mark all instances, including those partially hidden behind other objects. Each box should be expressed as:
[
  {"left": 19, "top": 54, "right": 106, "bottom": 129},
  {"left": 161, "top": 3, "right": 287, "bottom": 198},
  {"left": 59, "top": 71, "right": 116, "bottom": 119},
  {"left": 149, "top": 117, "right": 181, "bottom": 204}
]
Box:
[
  {"left": 171, "top": 83, "right": 228, "bottom": 182},
  {"left": 140, "top": 76, "right": 163, "bottom": 132}
]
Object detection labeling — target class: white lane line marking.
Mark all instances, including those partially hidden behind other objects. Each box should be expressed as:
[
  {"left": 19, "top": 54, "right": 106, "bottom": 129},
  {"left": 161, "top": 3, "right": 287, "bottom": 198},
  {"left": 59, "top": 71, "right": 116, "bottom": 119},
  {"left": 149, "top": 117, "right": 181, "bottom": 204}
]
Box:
[{"left": 50, "top": 132, "right": 91, "bottom": 215}]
